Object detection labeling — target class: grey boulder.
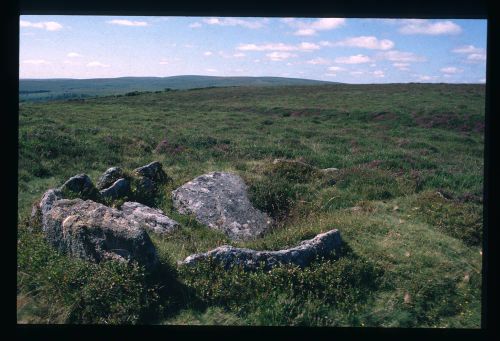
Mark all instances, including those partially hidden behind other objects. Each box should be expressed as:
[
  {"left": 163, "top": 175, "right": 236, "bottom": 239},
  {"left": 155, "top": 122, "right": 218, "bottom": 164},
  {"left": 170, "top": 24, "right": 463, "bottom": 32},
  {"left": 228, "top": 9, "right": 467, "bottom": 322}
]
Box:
[
  {"left": 100, "top": 178, "right": 131, "bottom": 200},
  {"left": 133, "top": 161, "right": 169, "bottom": 183},
  {"left": 31, "top": 188, "right": 64, "bottom": 223},
  {"left": 41, "top": 198, "right": 158, "bottom": 269},
  {"left": 96, "top": 167, "right": 124, "bottom": 190},
  {"left": 121, "top": 201, "right": 179, "bottom": 235},
  {"left": 59, "top": 174, "right": 100, "bottom": 200},
  {"left": 172, "top": 172, "right": 272, "bottom": 241},
  {"left": 180, "top": 229, "right": 342, "bottom": 270}
]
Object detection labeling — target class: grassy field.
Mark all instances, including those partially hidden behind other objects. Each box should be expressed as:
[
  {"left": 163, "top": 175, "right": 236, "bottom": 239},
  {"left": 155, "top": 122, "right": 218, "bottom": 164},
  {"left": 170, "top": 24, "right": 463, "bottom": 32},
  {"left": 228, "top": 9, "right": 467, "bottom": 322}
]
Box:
[{"left": 17, "top": 83, "right": 484, "bottom": 327}]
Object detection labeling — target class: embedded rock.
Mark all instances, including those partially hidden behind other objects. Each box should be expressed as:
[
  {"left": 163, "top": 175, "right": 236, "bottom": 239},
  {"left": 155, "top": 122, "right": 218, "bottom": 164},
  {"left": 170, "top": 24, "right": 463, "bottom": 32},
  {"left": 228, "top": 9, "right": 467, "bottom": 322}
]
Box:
[
  {"left": 100, "top": 178, "right": 131, "bottom": 200},
  {"left": 133, "top": 161, "right": 169, "bottom": 183},
  {"left": 96, "top": 167, "right": 124, "bottom": 190},
  {"left": 121, "top": 201, "right": 179, "bottom": 235},
  {"left": 59, "top": 174, "right": 100, "bottom": 200},
  {"left": 172, "top": 172, "right": 272, "bottom": 241},
  {"left": 42, "top": 198, "right": 158, "bottom": 269},
  {"left": 320, "top": 167, "right": 339, "bottom": 173},
  {"left": 180, "top": 229, "right": 342, "bottom": 270}
]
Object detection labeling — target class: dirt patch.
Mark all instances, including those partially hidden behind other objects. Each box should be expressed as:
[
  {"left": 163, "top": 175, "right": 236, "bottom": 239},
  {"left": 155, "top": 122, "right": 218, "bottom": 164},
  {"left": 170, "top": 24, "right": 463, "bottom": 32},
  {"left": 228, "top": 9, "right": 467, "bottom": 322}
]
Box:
[
  {"left": 290, "top": 110, "right": 320, "bottom": 117},
  {"left": 155, "top": 139, "right": 185, "bottom": 155},
  {"left": 411, "top": 112, "right": 483, "bottom": 133},
  {"left": 371, "top": 111, "right": 397, "bottom": 121}
]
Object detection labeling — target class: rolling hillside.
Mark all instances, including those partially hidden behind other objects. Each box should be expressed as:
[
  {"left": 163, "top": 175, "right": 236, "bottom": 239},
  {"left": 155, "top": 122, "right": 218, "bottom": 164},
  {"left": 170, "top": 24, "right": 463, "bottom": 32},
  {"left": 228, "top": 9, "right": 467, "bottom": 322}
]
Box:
[{"left": 19, "top": 75, "right": 336, "bottom": 102}]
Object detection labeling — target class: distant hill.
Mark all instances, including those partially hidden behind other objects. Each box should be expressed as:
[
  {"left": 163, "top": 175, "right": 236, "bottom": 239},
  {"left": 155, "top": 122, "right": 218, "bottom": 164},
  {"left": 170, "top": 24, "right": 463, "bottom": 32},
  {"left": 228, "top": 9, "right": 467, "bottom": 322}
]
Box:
[{"left": 19, "top": 76, "right": 337, "bottom": 102}]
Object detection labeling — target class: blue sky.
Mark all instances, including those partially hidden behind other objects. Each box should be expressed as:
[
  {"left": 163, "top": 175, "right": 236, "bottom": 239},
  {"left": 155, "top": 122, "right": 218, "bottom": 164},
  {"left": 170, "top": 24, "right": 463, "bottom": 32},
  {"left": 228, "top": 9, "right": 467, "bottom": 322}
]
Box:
[{"left": 19, "top": 16, "right": 487, "bottom": 83}]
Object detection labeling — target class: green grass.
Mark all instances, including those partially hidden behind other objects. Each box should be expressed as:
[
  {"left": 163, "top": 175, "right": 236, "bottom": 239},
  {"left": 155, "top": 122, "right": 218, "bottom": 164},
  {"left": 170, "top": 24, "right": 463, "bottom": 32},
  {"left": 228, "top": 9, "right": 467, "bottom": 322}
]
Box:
[{"left": 17, "top": 83, "right": 484, "bottom": 327}]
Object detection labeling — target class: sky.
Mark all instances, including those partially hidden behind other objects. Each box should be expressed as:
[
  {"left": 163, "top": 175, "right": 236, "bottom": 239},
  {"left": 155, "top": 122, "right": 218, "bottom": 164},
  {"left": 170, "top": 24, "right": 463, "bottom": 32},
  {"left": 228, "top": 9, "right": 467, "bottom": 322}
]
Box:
[{"left": 19, "top": 16, "right": 487, "bottom": 83}]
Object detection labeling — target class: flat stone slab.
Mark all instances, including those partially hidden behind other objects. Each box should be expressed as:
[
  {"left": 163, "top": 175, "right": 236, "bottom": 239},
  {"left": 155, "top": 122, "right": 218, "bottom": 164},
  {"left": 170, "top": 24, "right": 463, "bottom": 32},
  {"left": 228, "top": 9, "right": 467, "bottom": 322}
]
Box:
[
  {"left": 121, "top": 201, "right": 179, "bottom": 235},
  {"left": 172, "top": 172, "right": 272, "bottom": 241},
  {"left": 179, "top": 229, "right": 342, "bottom": 270}
]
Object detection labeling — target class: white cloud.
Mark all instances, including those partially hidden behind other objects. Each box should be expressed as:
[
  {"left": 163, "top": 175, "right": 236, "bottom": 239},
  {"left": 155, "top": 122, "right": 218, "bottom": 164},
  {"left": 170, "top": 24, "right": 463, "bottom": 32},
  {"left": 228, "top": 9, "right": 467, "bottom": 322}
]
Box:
[
  {"left": 22, "top": 59, "right": 50, "bottom": 65},
  {"left": 189, "top": 22, "right": 202, "bottom": 28},
  {"left": 371, "top": 70, "right": 385, "bottom": 77},
  {"left": 237, "top": 42, "right": 319, "bottom": 52},
  {"left": 298, "top": 42, "right": 320, "bottom": 50},
  {"left": 399, "top": 20, "right": 461, "bottom": 35},
  {"left": 328, "top": 66, "right": 345, "bottom": 71},
  {"left": 329, "top": 36, "right": 394, "bottom": 50},
  {"left": 393, "top": 62, "right": 410, "bottom": 70},
  {"left": 378, "top": 50, "right": 426, "bottom": 62},
  {"left": 307, "top": 57, "right": 331, "bottom": 65},
  {"left": 206, "top": 68, "right": 217, "bottom": 72},
  {"left": 63, "top": 60, "right": 81, "bottom": 66},
  {"left": 452, "top": 45, "right": 484, "bottom": 54},
  {"left": 233, "top": 52, "right": 246, "bottom": 58},
  {"left": 86, "top": 61, "right": 110, "bottom": 67},
  {"left": 440, "top": 66, "right": 463, "bottom": 74},
  {"left": 159, "top": 57, "right": 180, "bottom": 65},
  {"left": 266, "top": 52, "right": 297, "bottom": 61},
  {"left": 283, "top": 18, "right": 345, "bottom": 36},
  {"left": 106, "top": 19, "right": 148, "bottom": 26},
  {"left": 414, "top": 74, "right": 439, "bottom": 81},
  {"left": 335, "top": 54, "right": 372, "bottom": 64},
  {"left": 67, "top": 52, "right": 82, "bottom": 58},
  {"left": 183, "top": 44, "right": 195, "bottom": 48},
  {"left": 350, "top": 71, "right": 364, "bottom": 75},
  {"left": 467, "top": 53, "right": 486, "bottom": 62},
  {"left": 204, "top": 51, "right": 213, "bottom": 56},
  {"left": 325, "top": 73, "right": 337, "bottom": 77},
  {"left": 479, "top": 78, "right": 486, "bottom": 83},
  {"left": 295, "top": 29, "right": 316, "bottom": 36},
  {"left": 295, "top": 18, "right": 346, "bottom": 36},
  {"left": 20, "top": 20, "right": 63, "bottom": 31},
  {"left": 202, "top": 17, "right": 264, "bottom": 29}
]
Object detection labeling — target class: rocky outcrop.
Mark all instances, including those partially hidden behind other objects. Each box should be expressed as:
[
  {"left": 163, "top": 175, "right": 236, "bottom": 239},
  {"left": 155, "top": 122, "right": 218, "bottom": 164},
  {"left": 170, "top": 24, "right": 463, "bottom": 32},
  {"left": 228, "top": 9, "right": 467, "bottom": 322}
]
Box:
[
  {"left": 100, "top": 178, "right": 131, "bottom": 200},
  {"left": 42, "top": 198, "right": 158, "bottom": 269},
  {"left": 172, "top": 172, "right": 272, "bottom": 241},
  {"left": 121, "top": 201, "right": 179, "bottom": 235},
  {"left": 180, "top": 229, "right": 342, "bottom": 270},
  {"left": 96, "top": 167, "right": 124, "bottom": 190}
]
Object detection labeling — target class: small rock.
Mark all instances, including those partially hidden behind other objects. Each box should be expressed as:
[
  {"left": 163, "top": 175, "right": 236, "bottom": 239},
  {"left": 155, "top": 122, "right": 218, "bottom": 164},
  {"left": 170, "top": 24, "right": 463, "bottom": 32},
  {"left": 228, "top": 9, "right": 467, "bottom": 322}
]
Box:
[
  {"left": 393, "top": 205, "right": 399, "bottom": 211},
  {"left": 59, "top": 174, "right": 100, "bottom": 200},
  {"left": 96, "top": 167, "right": 124, "bottom": 190},
  {"left": 350, "top": 206, "right": 362, "bottom": 211},
  {"left": 121, "top": 201, "right": 179, "bottom": 235},
  {"left": 180, "top": 229, "right": 342, "bottom": 270},
  {"left": 134, "top": 161, "right": 169, "bottom": 183},
  {"left": 404, "top": 292, "right": 411, "bottom": 304},
  {"left": 100, "top": 178, "right": 131, "bottom": 200},
  {"left": 321, "top": 168, "right": 339, "bottom": 173}
]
